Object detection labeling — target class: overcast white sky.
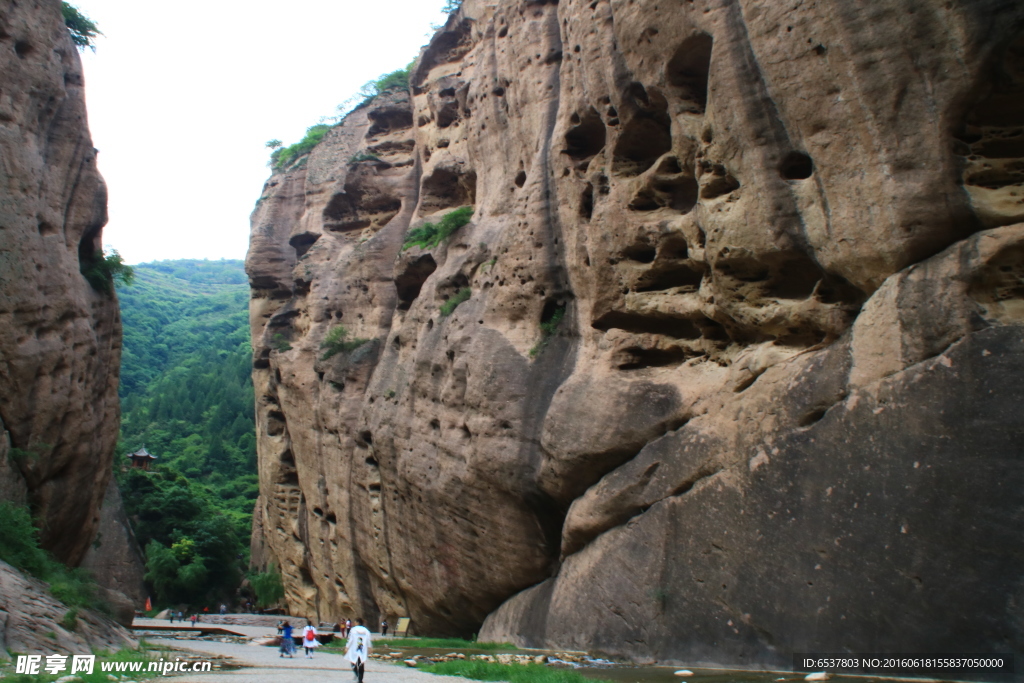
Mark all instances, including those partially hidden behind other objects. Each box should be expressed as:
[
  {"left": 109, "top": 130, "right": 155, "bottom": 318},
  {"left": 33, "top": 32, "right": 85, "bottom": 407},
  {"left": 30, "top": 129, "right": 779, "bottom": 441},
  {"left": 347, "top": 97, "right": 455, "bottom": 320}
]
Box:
[{"left": 77, "top": 0, "right": 450, "bottom": 265}]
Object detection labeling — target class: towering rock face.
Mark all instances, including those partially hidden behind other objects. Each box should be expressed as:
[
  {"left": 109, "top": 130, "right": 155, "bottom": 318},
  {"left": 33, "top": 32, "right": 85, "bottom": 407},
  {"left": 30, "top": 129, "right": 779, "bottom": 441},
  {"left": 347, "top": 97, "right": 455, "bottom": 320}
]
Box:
[
  {"left": 0, "top": 0, "right": 122, "bottom": 566},
  {"left": 249, "top": 0, "right": 1024, "bottom": 664}
]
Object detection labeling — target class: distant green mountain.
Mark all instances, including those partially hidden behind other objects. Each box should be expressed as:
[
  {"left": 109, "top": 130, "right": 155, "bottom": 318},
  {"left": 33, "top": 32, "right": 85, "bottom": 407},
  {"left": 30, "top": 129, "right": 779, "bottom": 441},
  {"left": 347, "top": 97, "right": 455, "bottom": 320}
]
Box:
[{"left": 115, "top": 259, "right": 256, "bottom": 607}]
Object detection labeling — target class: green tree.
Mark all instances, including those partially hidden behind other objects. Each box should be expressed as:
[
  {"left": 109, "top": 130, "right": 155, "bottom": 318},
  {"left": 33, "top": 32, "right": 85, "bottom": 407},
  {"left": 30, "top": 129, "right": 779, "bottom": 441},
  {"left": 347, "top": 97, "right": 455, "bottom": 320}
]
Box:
[{"left": 61, "top": 2, "right": 100, "bottom": 50}]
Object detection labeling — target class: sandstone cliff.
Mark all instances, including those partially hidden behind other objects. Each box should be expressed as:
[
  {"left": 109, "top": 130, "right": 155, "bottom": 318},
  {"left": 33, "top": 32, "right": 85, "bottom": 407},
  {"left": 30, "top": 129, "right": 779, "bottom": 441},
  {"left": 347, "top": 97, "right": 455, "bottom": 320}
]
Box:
[
  {"left": 0, "top": 0, "right": 122, "bottom": 568},
  {"left": 248, "top": 0, "right": 1024, "bottom": 665}
]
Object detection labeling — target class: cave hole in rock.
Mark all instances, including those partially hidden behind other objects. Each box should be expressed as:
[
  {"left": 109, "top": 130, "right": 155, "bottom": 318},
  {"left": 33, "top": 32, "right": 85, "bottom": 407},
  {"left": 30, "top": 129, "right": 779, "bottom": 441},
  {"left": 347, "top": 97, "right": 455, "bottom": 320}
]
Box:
[
  {"left": 659, "top": 234, "right": 689, "bottom": 260},
  {"left": 580, "top": 183, "right": 594, "bottom": 220},
  {"left": 613, "top": 112, "right": 672, "bottom": 176},
  {"left": 326, "top": 512, "right": 337, "bottom": 524},
  {"left": 395, "top": 254, "right": 437, "bottom": 310},
  {"left": 630, "top": 176, "right": 699, "bottom": 213},
  {"left": 593, "top": 310, "right": 702, "bottom": 339},
  {"left": 624, "top": 244, "right": 657, "bottom": 263},
  {"left": 515, "top": 170, "right": 527, "bottom": 187},
  {"left": 420, "top": 167, "right": 477, "bottom": 212},
  {"left": 14, "top": 40, "right": 33, "bottom": 58},
  {"left": 798, "top": 406, "right": 830, "bottom": 427},
  {"left": 267, "top": 410, "right": 287, "bottom": 436},
  {"left": 430, "top": 418, "right": 441, "bottom": 430},
  {"left": 359, "top": 430, "right": 374, "bottom": 446},
  {"left": 699, "top": 162, "right": 741, "bottom": 199},
  {"left": 618, "top": 346, "right": 689, "bottom": 370},
  {"left": 312, "top": 507, "right": 324, "bottom": 517},
  {"left": 667, "top": 33, "right": 713, "bottom": 113},
  {"left": 779, "top": 151, "right": 814, "bottom": 180},
  {"left": 564, "top": 107, "right": 606, "bottom": 163},
  {"left": 366, "top": 456, "right": 379, "bottom": 467},
  {"left": 634, "top": 262, "right": 705, "bottom": 292},
  {"left": 367, "top": 106, "right": 414, "bottom": 137},
  {"left": 955, "top": 31, "right": 1024, "bottom": 226},
  {"left": 323, "top": 185, "right": 401, "bottom": 233}
]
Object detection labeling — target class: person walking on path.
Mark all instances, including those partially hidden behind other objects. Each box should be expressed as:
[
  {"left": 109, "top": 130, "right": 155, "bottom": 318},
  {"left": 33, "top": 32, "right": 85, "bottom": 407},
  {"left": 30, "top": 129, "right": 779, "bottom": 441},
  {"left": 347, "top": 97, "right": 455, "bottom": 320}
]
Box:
[
  {"left": 302, "top": 619, "right": 320, "bottom": 658},
  {"left": 345, "top": 618, "right": 352, "bottom": 638},
  {"left": 279, "top": 621, "right": 295, "bottom": 658},
  {"left": 190, "top": 613, "right": 197, "bottom": 627},
  {"left": 345, "top": 618, "right": 372, "bottom": 683},
  {"left": 380, "top": 619, "right": 388, "bottom": 637}
]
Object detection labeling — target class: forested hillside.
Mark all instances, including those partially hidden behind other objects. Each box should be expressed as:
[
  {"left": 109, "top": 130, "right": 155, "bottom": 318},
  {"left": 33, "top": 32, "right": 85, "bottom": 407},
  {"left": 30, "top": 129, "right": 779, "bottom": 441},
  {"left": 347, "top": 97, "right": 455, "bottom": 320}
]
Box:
[{"left": 116, "top": 260, "right": 256, "bottom": 606}]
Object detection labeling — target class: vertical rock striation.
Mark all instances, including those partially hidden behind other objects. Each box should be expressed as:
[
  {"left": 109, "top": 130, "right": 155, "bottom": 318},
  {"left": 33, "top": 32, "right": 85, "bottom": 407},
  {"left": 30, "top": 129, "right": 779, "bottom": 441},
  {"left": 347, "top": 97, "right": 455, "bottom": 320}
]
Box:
[
  {"left": 0, "top": 0, "right": 122, "bottom": 566},
  {"left": 249, "top": 0, "right": 1024, "bottom": 664}
]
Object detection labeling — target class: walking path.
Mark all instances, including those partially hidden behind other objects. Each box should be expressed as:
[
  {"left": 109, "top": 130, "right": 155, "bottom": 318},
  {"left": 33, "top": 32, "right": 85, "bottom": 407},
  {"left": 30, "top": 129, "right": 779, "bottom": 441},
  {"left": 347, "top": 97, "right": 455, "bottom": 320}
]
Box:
[{"left": 134, "top": 619, "right": 471, "bottom": 683}]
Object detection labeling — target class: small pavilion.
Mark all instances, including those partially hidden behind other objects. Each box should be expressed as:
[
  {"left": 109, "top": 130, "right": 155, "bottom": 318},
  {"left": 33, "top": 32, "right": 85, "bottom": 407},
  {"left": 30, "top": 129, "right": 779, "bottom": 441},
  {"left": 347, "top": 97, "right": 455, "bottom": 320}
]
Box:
[{"left": 127, "top": 447, "right": 157, "bottom": 470}]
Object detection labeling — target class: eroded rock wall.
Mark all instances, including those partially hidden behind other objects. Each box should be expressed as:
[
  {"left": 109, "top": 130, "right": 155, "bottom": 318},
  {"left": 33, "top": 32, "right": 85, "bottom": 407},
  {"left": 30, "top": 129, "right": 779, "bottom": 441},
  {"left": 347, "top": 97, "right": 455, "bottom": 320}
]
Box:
[
  {"left": 249, "top": 0, "right": 1024, "bottom": 662},
  {"left": 0, "top": 0, "right": 122, "bottom": 566}
]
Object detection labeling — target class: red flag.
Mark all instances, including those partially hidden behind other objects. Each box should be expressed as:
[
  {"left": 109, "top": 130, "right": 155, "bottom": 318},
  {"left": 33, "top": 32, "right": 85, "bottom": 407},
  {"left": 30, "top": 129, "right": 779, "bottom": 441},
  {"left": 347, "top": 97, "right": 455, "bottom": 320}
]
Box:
[{"left": 145, "top": 597, "right": 152, "bottom": 611}]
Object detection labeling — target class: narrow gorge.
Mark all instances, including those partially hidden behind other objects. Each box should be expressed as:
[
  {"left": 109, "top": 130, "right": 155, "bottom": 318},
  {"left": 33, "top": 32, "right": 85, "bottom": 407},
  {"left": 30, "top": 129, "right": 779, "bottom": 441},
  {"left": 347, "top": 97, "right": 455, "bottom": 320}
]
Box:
[{"left": 247, "top": 0, "right": 1024, "bottom": 667}]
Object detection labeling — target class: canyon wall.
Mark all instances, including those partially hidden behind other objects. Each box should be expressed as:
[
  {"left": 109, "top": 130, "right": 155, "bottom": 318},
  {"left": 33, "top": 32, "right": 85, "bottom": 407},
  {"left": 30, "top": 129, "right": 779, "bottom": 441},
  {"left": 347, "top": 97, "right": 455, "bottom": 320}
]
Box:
[
  {"left": 0, "top": 0, "right": 124, "bottom": 569},
  {"left": 248, "top": 0, "right": 1024, "bottom": 666}
]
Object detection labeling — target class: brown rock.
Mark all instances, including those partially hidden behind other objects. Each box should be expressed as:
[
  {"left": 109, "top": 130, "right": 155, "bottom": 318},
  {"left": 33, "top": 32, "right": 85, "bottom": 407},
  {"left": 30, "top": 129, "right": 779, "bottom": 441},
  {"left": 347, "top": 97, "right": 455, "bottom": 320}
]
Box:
[
  {"left": 0, "top": 0, "right": 121, "bottom": 565},
  {"left": 0, "top": 560, "right": 136, "bottom": 654},
  {"left": 80, "top": 479, "right": 148, "bottom": 624},
  {"left": 248, "top": 0, "right": 1024, "bottom": 665}
]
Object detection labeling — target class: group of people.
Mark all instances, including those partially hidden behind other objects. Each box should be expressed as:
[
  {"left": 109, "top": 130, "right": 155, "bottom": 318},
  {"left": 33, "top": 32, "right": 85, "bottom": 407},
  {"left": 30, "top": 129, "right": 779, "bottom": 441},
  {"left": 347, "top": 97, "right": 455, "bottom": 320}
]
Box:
[
  {"left": 277, "top": 617, "right": 372, "bottom": 683},
  {"left": 277, "top": 620, "right": 321, "bottom": 659}
]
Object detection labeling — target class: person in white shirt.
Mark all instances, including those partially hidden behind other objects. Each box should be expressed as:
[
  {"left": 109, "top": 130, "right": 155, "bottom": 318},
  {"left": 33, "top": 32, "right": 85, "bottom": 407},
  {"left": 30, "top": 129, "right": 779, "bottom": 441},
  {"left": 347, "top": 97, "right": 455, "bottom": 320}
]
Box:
[
  {"left": 344, "top": 617, "right": 372, "bottom": 682},
  {"left": 301, "top": 619, "right": 320, "bottom": 658}
]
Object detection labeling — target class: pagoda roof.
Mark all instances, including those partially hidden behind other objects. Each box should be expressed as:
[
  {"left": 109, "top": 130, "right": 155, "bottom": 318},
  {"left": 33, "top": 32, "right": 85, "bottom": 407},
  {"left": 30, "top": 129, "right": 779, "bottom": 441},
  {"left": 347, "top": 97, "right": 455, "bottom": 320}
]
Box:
[{"left": 127, "top": 447, "right": 157, "bottom": 460}]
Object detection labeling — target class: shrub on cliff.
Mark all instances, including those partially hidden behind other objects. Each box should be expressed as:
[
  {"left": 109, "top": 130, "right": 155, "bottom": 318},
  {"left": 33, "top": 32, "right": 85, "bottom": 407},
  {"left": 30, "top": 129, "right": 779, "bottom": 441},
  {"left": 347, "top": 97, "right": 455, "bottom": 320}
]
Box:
[
  {"left": 62, "top": 2, "right": 100, "bottom": 50},
  {"left": 0, "top": 501, "right": 105, "bottom": 612},
  {"left": 440, "top": 287, "right": 471, "bottom": 316},
  {"left": 402, "top": 205, "right": 475, "bottom": 251},
  {"left": 81, "top": 248, "right": 135, "bottom": 295},
  {"left": 270, "top": 124, "right": 332, "bottom": 171},
  {"left": 320, "top": 325, "right": 368, "bottom": 360}
]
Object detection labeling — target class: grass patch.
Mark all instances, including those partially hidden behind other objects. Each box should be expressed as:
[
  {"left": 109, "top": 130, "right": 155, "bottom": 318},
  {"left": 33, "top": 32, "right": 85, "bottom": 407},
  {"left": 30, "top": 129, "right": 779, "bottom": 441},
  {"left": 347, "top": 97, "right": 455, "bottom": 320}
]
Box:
[
  {"left": 440, "top": 288, "right": 471, "bottom": 317},
  {"left": 418, "top": 660, "right": 595, "bottom": 682},
  {"left": 320, "top": 325, "right": 369, "bottom": 360},
  {"left": 271, "top": 333, "right": 292, "bottom": 352},
  {"left": 402, "top": 206, "right": 475, "bottom": 251},
  {"left": 375, "top": 637, "right": 515, "bottom": 650},
  {"left": 270, "top": 124, "right": 332, "bottom": 171}
]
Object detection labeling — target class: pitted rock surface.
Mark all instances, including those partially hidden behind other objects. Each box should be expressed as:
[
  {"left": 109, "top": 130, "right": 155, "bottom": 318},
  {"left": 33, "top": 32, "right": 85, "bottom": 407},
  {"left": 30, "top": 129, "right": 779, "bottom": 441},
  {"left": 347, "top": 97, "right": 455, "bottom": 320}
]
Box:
[
  {"left": 0, "top": 0, "right": 122, "bottom": 566},
  {"left": 248, "top": 0, "right": 1024, "bottom": 665}
]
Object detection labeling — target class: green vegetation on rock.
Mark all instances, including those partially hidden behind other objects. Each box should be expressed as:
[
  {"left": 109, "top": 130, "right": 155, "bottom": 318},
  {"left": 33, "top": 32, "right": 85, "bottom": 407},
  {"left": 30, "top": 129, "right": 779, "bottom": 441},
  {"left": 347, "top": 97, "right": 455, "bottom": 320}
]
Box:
[
  {"left": 61, "top": 2, "right": 100, "bottom": 50},
  {"left": 403, "top": 206, "right": 475, "bottom": 251},
  {"left": 270, "top": 124, "right": 332, "bottom": 171},
  {"left": 116, "top": 260, "right": 254, "bottom": 607},
  {"left": 440, "top": 287, "right": 472, "bottom": 317},
  {"left": 81, "top": 248, "right": 134, "bottom": 295},
  {"left": 0, "top": 501, "right": 106, "bottom": 613},
  {"left": 321, "top": 325, "right": 369, "bottom": 360}
]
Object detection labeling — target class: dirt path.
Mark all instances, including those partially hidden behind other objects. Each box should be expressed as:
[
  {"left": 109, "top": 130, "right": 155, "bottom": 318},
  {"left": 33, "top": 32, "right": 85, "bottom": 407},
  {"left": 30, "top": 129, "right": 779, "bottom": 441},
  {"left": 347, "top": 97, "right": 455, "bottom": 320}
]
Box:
[{"left": 148, "top": 637, "right": 473, "bottom": 683}]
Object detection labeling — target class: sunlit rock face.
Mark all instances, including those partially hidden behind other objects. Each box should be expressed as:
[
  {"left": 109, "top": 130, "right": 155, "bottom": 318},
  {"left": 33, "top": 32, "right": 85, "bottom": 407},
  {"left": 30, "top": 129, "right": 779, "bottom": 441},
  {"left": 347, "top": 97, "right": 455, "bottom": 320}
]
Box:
[
  {"left": 248, "top": 0, "right": 1024, "bottom": 663},
  {"left": 0, "top": 0, "right": 122, "bottom": 567}
]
